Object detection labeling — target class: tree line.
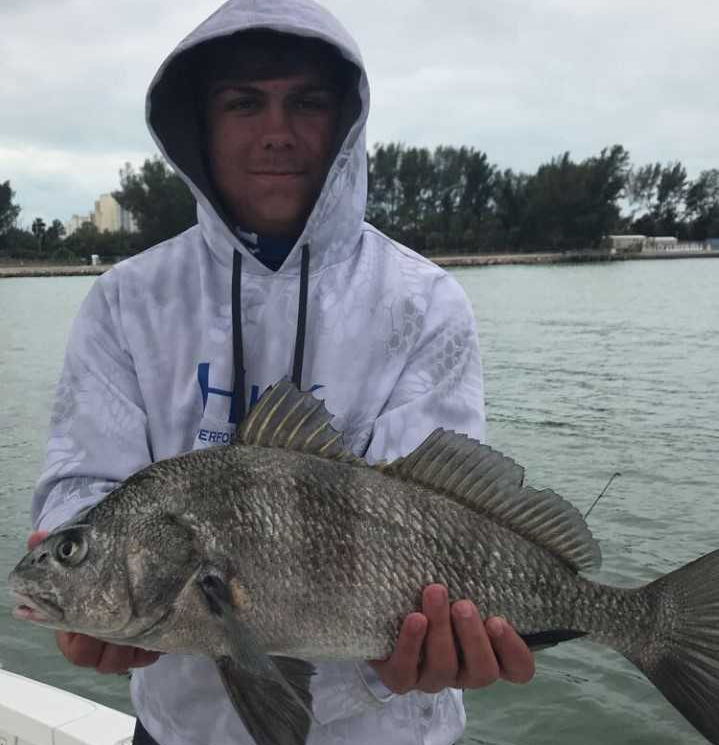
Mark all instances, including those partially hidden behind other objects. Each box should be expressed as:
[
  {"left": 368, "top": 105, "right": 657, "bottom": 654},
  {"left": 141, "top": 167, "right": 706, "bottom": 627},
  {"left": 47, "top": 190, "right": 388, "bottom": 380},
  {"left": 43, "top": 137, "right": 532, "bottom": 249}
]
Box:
[{"left": 1, "top": 145, "right": 718, "bottom": 262}]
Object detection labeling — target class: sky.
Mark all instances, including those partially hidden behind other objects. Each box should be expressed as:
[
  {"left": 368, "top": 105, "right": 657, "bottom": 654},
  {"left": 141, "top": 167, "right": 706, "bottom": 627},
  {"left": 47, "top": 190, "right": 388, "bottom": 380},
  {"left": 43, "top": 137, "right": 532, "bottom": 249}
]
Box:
[{"left": 1, "top": 0, "right": 717, "bottom": 226}]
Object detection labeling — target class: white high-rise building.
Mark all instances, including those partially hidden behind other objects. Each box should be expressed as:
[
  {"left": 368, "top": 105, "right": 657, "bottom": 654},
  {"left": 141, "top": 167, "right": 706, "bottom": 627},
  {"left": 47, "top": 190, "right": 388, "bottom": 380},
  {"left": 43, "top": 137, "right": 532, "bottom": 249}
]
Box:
[
  {"left": 93, "top": 194, "right": 137, "bottom": 234},
  {"left": 64, "top": 194, "right": 137, "bottom": 237}
]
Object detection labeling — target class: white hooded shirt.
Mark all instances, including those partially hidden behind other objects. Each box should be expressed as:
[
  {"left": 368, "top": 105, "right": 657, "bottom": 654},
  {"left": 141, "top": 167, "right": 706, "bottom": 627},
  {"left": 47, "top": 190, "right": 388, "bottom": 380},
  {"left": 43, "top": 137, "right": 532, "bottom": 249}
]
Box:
[{"left": 32, "top": 1, "right": 487, "bottom": 743}]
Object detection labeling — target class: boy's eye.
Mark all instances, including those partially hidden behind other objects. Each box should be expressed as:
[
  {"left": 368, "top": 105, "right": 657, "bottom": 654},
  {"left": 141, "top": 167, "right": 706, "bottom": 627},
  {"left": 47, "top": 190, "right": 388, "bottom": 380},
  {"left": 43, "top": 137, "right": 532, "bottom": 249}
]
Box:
[
  {"left": 223, "top": 96, "right": 262, "bottom": 113},
  {"left": 294, "top": 93, "right": 337, "bottom": 113},
  {"left": 297, "top": 97, "right": 327, "bottom": 110}
]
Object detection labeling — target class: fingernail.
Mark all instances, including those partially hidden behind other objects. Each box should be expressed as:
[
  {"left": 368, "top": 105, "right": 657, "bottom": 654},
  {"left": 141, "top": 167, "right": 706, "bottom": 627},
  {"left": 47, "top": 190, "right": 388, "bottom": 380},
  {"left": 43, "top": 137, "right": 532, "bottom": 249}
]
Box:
[
  {"left": 427, "top": 586, "right": 447, "bottom": 608},
  {"left": 407, "top": 616, "right": 424, "bottom": 634},
  {"left": 455, "top": 601, "right": 473, "bottom": 619},
  {"left": 487, "top": 617, "right": 505, "bottom": 639}
]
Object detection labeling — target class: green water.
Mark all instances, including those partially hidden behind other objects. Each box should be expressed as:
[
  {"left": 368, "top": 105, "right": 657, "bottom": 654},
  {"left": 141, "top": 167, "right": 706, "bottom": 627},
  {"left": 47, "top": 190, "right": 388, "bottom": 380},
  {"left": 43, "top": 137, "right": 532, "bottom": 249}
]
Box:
[{"left": 1, "top": 259, "right": 717, "bottom": 743}]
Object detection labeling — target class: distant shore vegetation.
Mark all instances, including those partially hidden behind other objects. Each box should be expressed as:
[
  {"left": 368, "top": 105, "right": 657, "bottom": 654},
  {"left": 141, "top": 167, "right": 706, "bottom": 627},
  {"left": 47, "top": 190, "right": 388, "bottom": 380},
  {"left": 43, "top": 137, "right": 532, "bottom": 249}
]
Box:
[{"left": 1, "top": 144, "right": 718, "bottom": 263}]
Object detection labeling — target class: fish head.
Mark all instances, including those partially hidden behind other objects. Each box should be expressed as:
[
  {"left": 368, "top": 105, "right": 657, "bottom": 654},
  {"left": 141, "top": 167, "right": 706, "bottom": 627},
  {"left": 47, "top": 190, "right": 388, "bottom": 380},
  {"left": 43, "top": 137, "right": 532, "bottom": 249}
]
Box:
[
  {"left": 9, "top": 512, "right": 200, "bottom": 645},
  {"left": 8, "top": 524, "right": 126, "bottom": 634}
]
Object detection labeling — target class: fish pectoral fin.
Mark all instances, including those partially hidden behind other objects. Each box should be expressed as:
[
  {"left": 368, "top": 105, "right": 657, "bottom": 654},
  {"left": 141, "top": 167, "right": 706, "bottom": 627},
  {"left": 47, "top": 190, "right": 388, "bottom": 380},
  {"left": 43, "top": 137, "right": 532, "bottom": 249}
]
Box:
[
  {"left": 217, "top": 656, "right": 315, "bottom": 745},
  {"left": 198, "top": 570, "right": 317, "bottom": 743},
  {"left": 520, "top": 629, "right": 587, "bottom": 652}
]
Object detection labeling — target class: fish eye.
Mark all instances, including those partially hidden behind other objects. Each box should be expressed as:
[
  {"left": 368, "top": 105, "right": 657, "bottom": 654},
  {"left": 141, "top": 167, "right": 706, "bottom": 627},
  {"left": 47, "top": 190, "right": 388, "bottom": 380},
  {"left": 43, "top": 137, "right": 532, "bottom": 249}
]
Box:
[
  {"left": 58, "top": 541, "right": 77, "bottom": 558},
  {"left": 54, "top": 534, "right": 88, "bottom": 566}
]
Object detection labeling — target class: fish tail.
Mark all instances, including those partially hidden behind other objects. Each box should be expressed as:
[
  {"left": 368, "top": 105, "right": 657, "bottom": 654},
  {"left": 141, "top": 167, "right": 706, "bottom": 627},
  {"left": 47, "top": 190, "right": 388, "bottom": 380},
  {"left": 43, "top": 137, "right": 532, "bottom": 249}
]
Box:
[{"left": 631, "top": 548, "right": 719, "bottom": 744}]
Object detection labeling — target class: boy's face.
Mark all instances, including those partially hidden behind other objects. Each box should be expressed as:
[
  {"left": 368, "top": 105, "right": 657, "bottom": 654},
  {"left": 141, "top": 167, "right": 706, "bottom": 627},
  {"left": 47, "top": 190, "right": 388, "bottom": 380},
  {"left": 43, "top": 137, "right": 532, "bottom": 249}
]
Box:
[{"left": 205, "top": 65, "right": 341, "bottom": 239}]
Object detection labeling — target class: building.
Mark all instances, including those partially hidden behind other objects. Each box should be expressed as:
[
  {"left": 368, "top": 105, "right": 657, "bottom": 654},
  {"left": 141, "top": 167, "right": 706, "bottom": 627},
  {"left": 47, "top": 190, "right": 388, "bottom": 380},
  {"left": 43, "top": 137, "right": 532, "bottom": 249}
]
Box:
[
  {"left": 644, "top": 236, "right": 678, "bottom": 250},
  {"left": 64, "top": 194, "right": 137, "bottom": 237},
  {"left": 604, "top": 235, "right": 646, "bottom": 254},
  {"left": 93, "top": 193, "right": 137, "bottom": 234},
  {"left": 64, "top": 213, "right": 93, "bottom": 237},
  {"left": 605, "top": 235, "right": 712, "bottom": 255}
]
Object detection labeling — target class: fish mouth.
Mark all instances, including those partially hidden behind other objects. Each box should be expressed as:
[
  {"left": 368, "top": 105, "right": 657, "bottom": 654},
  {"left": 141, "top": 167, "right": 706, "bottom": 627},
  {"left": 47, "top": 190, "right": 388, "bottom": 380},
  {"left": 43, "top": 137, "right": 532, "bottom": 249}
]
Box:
[{"left": 12, "top": 592, "right": 64, "bottom": 624}]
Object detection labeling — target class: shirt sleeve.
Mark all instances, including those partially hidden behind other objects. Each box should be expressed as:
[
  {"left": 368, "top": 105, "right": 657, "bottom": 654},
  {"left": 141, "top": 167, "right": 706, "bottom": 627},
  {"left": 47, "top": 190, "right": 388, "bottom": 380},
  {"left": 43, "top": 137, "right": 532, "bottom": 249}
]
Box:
[
  {"left": 312, "top": 270, "right": 486, "bottom": 725},
  {"left": 32, "top": 273, "right": 153, "bottom": 533}
]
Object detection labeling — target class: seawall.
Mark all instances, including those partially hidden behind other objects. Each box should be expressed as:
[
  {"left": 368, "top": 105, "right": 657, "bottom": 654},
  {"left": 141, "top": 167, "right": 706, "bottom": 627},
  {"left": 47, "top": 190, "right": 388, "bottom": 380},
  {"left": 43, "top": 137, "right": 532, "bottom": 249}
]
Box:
[{"left": 1, "top": 249, "right": 718, "bottom": 278}]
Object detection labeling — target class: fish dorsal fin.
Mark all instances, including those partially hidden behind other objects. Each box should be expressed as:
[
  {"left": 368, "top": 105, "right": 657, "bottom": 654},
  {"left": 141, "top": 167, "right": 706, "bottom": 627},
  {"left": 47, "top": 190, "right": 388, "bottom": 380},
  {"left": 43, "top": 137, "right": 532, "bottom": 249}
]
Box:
[
  {"left": 381, "top": 430, "right": 601, "bottom": 572},
  {"left": 236, "top": 379, "right": 362, "bottom": 464}
]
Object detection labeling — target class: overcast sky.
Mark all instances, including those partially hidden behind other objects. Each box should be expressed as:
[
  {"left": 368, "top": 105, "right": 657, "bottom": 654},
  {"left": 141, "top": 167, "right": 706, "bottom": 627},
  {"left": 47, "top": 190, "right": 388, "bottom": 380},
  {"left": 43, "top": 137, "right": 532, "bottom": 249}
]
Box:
[{"left": 1, "top": 0, "right": 717, "bottom": 225}]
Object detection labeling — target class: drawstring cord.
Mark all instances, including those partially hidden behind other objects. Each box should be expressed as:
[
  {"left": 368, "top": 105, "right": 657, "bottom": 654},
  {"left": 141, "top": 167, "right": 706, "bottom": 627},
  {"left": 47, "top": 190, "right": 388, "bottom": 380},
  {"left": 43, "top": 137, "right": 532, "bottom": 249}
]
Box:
[
  {"left": 292, "top": 244, "right": 310, "bottom": 390},
  {"left": 231, "top": 243, "right": 310, "bottom": 422},
  {"left": 231, "top": 251, "right": 246, "bottom": 423}
]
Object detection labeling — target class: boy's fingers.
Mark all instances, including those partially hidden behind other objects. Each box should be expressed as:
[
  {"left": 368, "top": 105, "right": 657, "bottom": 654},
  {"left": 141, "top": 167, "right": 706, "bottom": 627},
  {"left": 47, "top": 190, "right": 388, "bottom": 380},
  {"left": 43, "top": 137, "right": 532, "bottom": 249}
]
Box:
[
  {"left": 369, "top": 613, "right": 427, "bottom": 694},
  {"left": 487, "top": 617, "right": 535, "bottom": 684},
  {"left": 451, "top": 601, "right": 499, "bottom": 688}
]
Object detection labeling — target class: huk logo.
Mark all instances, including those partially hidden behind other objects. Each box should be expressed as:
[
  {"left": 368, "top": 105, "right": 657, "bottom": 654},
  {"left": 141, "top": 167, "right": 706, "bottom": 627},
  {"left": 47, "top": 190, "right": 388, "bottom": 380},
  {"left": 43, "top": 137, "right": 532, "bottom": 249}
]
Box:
[{"left": 197, "top": 363, "right": 323, "bottom": 440}]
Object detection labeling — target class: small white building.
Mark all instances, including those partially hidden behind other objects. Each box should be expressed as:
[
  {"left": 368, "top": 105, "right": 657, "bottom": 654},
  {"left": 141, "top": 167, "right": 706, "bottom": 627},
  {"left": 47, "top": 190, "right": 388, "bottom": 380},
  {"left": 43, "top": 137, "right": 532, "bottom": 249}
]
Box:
[
  {"left": 604, "top": 235, "right": 646, "bottom": 254},
  {"left": 644, "top": 236, "right": 678, "bottom": 250}
]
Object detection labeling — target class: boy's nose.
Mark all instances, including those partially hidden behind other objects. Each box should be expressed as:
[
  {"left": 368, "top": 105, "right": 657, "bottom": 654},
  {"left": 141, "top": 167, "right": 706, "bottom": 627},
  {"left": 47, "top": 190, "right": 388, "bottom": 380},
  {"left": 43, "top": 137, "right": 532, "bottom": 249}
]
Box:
[{"left": 259, "top": 105, "right": 296, "bottom": 150}]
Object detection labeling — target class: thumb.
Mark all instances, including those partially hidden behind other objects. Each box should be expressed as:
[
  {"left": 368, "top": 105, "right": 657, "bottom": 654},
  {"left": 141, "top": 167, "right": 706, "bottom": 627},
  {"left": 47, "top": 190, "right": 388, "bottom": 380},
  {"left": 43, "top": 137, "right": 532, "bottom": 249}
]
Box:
[{"left": 27, "top": 531, "right": 49, "bottom": 551}]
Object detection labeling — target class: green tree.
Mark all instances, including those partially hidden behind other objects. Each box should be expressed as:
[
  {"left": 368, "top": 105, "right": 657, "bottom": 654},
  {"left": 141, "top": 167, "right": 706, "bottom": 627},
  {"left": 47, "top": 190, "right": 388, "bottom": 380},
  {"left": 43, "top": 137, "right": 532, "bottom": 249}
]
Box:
[
  {"left": 0, "top": 180, "right": 21, "bottom": 235},
  {"left": 44, "top": 219, "right": 66, "bottom": 252},
  {"left": 518, "top": 146, "right": 629, "bottom": 251},
  {"left": 489, "top": 169, "right": 531, "bottom": 251},
  {"left": 627, "top": 161, "right": 688, "bottom": 236},
  {"left": 428, "top": 145, "right": 466, "bottom": 250},
  {"left": 457, "top": 149, "right": 495, "bottom": 251},
  {"left": 685, "top": 169, "right": 719, "bottom": 240},
  {"left": 113, "top": 157, "right": 196, "bottom": 249},
  {"left": 62, "top": 222, "right": 100, "bottom": 260},
  {"left": 367, "top": 143, "right": 496, "bottom": 254},
  {"left": 396, "top": 146, "right": 434, "bottom": 251},
  {"left": 654, "top": 162, "right": 687, "bottom": 235},
  {"left": 626, "top": 163, "right": 662, "bottom": 216},
  {"left": 366, "top": 143, "right": 403, "bottom": 235},
  {"left": 31, "top": 217, "right": 47, "bottom": 254},
  {"left": 0, "top": 227, "right": 36, "bottom": 258}
]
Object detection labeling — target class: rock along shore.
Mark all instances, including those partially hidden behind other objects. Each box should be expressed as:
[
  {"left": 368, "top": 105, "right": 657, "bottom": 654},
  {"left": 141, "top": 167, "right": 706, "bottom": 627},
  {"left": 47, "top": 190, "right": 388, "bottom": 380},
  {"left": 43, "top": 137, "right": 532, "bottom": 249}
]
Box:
[{"left": 1, "top": 249, "right": 717, "bottom": 278}]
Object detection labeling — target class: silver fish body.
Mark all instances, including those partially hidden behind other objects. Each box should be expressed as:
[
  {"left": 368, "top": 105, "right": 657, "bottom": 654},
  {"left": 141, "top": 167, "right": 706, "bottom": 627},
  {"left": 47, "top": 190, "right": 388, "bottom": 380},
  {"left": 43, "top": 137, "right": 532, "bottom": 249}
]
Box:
[{"left": 9, "top": 381, "right": 719, "bottom": 745}]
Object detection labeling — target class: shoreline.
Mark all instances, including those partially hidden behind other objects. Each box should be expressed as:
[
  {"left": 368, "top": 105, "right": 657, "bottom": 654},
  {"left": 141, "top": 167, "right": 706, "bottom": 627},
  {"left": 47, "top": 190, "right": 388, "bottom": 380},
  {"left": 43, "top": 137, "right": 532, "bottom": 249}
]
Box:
[{"left": 1, "top": 249, "right": 718, "bottom": 278}]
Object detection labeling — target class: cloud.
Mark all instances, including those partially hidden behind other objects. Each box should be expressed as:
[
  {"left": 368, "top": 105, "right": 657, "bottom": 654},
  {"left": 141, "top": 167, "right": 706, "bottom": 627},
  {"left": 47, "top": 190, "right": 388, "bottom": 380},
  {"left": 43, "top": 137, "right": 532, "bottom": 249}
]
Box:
[{"left": 1, "top": 0, "right": 717, "bottom": 223}]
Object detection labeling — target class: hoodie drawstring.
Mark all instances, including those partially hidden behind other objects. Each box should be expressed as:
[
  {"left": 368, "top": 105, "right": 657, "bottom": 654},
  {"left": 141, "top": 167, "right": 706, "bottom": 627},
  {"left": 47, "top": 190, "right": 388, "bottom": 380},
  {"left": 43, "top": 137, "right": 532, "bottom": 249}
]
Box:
[
  {"left": 231, "top": 244, "right": 310, "bottom": 423},
  {"left": 231, "top": 250, "right": 246, "bottom": 424},
  {"left": 292, "top": 244, "right": 310, "bottom": 390}
]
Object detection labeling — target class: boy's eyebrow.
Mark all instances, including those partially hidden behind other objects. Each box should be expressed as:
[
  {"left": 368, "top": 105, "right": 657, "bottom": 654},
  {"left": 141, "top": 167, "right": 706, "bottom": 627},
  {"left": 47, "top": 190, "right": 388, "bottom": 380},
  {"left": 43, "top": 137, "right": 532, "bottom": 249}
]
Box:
[
  {"left": 209, "top": 83, "right": 263, "bottom": 97},
  {"left": 209, "top": 82, "right": 340, "bottom": 97}
]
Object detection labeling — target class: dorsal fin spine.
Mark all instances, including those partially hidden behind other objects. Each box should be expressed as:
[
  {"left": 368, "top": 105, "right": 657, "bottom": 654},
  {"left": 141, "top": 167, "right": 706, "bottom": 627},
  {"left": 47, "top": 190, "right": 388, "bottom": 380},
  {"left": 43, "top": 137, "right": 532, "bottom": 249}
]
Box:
[
  {"left": 413, "top": 443, "right": 447, "bottom": 481},
  {"left": 237, "top": 380, "right": 361, "bottom": 466},
  {"left": 259, "top": 389, "right": 292, "bottom": 444},
  {"left": 451, "top": 457, "right": 499, "bottom": 496},
  {"left": 251, "top": 389, "right": 283, "bottom": 441},
  {"left": 442, "top": 451, "right": 478, "bottom": 492},
  {"left": 286, "top": 399, "right": 324, "bottom": 445},
  {"left": 270, "top": 396, "right": 304, "bottom": 446},
  {"left": 317, "top": 433, "right": 343, "bottom": 455},
  {"left": 434, "top": 444, "right": 474, "bottom": 485},
  {"left": 305, "top": 420, "right": 334, "bottom": 448}
]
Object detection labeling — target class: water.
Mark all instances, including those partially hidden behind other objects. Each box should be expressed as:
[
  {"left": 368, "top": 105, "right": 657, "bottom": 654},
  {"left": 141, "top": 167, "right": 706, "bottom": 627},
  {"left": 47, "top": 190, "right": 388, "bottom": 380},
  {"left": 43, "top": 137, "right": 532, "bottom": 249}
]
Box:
[{"left": 1, "top": 260, "right": 717, "bottom": 743}]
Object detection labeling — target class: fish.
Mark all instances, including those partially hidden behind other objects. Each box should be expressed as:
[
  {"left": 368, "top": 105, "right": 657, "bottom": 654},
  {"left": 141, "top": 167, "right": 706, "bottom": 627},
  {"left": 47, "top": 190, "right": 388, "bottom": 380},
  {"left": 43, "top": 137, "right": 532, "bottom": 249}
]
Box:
[{"left": 8, "top": 379, "right": 719, "bottom": 745}]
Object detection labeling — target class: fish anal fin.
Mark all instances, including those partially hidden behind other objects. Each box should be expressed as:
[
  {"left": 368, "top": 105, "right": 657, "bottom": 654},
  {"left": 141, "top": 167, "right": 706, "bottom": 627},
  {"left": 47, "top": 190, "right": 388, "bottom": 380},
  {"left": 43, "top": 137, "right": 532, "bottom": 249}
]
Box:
[{"left": 520, "top": 629, "right": 587, "bottom": 652}]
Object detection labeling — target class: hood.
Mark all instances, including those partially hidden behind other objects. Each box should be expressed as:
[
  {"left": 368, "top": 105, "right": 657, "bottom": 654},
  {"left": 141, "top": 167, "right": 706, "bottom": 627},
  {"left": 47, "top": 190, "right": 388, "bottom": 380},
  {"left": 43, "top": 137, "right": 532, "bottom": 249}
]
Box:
[{"left": 146, "top": 0, "right": 370, "bottom": 275}]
